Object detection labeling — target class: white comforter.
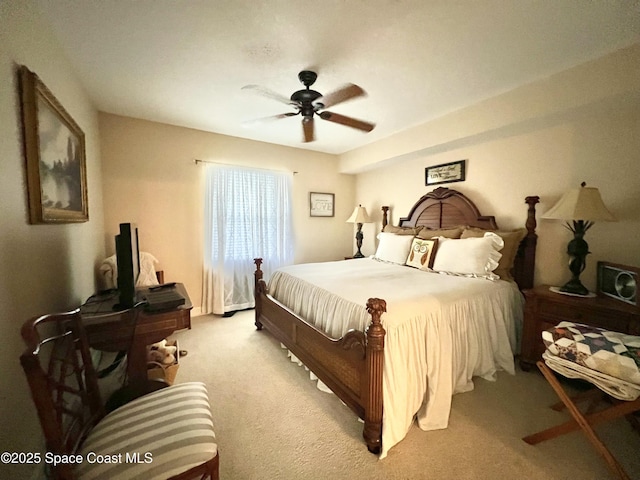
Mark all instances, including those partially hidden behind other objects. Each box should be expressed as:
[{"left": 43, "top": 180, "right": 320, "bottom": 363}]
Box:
[{"left": 268, "top": 258, "right": 524, "bottom": 458}]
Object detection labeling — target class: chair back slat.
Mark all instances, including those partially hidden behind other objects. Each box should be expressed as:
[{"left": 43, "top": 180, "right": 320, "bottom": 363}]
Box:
[{"left": 20, "top": 309, "right": 105, "bottom": 479}]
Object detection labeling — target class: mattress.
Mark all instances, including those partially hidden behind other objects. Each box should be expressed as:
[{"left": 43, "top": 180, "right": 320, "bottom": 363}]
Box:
[{"left": 268, "top": 257, "right": 524, "bottom": 458}]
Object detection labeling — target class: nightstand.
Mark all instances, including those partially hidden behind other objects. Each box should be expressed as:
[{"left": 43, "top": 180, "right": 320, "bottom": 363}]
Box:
[{"left": 520, "top": 284, "right": 640, "bottom": 370}]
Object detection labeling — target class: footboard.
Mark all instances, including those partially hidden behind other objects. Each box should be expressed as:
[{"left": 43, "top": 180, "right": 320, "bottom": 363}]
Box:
[{"left": 253, "top": 258, "right": 386, "bottom": 453}]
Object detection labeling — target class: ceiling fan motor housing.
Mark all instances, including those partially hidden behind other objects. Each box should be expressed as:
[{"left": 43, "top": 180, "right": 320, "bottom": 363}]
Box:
[
  {"left": 292, "top": 70, "right": 324, "bottom": 118},
  {"left": 291, "top": 89, "right": 323, "bottom": 117}
]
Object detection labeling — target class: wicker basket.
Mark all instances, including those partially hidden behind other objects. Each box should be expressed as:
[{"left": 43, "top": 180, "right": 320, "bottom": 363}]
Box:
[{"left": 147, "top": 340, "right": 179, "bottom": 385}]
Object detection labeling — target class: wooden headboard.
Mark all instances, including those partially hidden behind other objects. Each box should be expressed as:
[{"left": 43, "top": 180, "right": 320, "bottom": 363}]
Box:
[{"left": 381, "top": 187, "right": 540, "bottom": 290}]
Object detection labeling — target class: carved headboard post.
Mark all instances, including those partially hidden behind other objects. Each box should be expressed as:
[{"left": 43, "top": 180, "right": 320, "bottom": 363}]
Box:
[
  {"left": 515, "top": 196, "right": 540, "bottom": 290},
  {"left": 381, "top": 206, "right": 389, "bottom": 230}
]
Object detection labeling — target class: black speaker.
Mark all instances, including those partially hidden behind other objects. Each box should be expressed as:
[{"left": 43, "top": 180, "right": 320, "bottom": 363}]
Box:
[{"left": 597, "top": 262, "right": 639, "bottom": 307}]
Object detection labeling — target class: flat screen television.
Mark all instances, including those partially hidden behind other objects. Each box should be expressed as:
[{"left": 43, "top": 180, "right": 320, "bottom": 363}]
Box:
[{"left": 115, "top": 223, "right": 140, "bottom": 309}]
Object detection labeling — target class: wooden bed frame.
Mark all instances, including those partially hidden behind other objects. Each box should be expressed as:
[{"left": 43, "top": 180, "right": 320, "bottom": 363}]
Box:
[{"left": 253, "top": 187, "right": 540, "bottom": 453}]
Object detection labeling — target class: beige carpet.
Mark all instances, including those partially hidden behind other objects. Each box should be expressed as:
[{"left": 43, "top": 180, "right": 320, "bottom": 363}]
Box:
[{"left": 172, "top": 311, "right": 640, "bottom": 480}]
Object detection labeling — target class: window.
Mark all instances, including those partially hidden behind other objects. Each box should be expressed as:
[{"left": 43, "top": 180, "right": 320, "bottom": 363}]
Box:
[{"left": 202, "top": 164, "right": 293, "bottom": 314}]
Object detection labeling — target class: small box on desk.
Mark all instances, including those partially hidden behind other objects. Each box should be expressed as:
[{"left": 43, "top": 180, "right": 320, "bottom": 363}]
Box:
[{"left": 147, "top": 340, "right": 180, "bottom": 385}]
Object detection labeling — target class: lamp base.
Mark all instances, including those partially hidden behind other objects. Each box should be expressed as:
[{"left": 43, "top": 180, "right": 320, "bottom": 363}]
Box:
[
  {"left": 549, "top": 286, "right": 596, "bottom": 298},
  {"left": 353, "top": 223, "right": 365, "bottom": 259},
  {"left": 559, "top": 278, "right": 589, "bottom": 296},
  {"left": 559, "top": 222, "right": 592, "bottom": 297}
]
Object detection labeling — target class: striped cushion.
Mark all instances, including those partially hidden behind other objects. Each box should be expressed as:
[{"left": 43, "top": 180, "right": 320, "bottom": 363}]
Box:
[{"left": 76, "top": 382, "right": 217, "bottom": 480}]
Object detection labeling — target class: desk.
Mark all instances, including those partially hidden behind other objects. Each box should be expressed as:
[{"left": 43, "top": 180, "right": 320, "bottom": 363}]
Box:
[{"left": 81, "top": 283, "right": 192, "bottom": 386}]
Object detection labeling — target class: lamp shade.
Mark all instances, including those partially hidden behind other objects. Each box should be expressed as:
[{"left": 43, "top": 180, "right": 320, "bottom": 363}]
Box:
[
  {"left": 346, "top": 205, "right": 371, "bottom": 224},
  {"left": 542, "top": 183, "right": 616, "bottom": 222}
]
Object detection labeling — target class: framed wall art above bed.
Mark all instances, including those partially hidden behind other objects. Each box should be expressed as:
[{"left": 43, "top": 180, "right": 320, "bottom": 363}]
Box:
[
  {"left": 425, "top": 159, "right": 466, "bottom": 186},
  {"left": 254, "top": 187, "right": 540, "bottom": 457}
]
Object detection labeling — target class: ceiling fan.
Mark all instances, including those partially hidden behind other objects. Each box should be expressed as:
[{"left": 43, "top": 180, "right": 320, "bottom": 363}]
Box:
[{"left": 242, "top": 70, "right": 375, "bottom": 143}]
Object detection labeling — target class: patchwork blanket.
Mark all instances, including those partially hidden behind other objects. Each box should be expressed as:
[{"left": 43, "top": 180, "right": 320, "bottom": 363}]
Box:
[{"left": 542, "top": 321, "right": 640, "bottom": 401}]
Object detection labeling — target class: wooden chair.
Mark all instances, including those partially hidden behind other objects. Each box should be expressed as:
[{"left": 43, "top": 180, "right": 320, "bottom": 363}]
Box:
[
  {"left": 20, "top": 309, "right": 219, "bottom": 480},
  {"left": 523, "top": 322, "right": 640, "bottom": 480}
]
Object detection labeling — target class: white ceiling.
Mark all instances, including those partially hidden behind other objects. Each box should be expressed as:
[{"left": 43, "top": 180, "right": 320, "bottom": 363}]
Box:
[{"left": 35, "top": 0, "right": 640, "bottom": 155}]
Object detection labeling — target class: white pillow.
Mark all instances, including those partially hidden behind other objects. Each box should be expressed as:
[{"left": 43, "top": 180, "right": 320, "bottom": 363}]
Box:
[
  {"left": 373, "top": 232, "right": 415, "bottom": 265},
  {"left": 430, "top": 232, "right": 504, "bottom": 278}
]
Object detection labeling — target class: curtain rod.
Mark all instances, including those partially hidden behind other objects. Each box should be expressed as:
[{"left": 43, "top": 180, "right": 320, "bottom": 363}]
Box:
[{"left": 194, "top": 158, "right": 298, "bottom": 175}]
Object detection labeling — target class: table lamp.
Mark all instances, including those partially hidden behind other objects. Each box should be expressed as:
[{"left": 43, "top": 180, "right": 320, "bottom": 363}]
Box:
[
  {"left": 346, "top": 204, "right": 372, "bottom": 258},
  {"left": 542, "top": 182, "right": 616, "bottom": 296}
]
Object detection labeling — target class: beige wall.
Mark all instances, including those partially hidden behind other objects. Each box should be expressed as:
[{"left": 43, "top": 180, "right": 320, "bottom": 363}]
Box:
[
  {"left": 343, "top": 44, "right": 640, "bottom": 292},
  {"left": 0, "top": 2, "right": 105, "bottom": 478},
  {"left": 99, "top": 114, "right": 355, "bottom": 311}
]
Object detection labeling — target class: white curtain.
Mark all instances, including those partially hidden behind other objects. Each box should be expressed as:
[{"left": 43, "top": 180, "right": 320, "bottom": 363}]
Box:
[{"left": 202, "top": 164, "right": 294, "bottom": 315}]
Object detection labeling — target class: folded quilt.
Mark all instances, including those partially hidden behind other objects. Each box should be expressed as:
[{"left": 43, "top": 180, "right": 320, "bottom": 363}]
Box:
[{"left": 542, "top": 321, "right": 640, "bottom": 401}]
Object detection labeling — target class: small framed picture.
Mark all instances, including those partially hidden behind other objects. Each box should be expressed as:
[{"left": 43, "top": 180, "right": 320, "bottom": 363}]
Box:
[
  {"left": 309, "top": 192, "right": 335, "bottom": 217},
  {"left": 425, "top": 160, "right": 466, "bottom": 186}
]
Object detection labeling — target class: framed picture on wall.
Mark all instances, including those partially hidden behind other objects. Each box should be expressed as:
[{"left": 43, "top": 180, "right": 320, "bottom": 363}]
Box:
[
  {"left": 425, "top": 159, "right": 466, "bottom": 186},
  {"left": 309, "top": 192, "right": 335, "bottom": 217},
  {"left": 19, "top": 66, "right": 89, "bottom": 224}
]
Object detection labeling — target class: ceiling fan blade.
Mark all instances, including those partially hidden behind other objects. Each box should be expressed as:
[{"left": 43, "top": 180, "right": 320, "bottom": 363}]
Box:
[
  {"left": 319, "top": 111, "right": 375, "bottom": 132},
  {"left": 242, "top": 112, "right": 298, "bottom": 127},
  {"left": 315, "top": 83, "right": 366, "bottom": 109},
  {"left": 241, "top": 84, "right": 297, "bottom": 106},
  {"left": 302, "top": 117, "right": 315, "bottom": 143}
]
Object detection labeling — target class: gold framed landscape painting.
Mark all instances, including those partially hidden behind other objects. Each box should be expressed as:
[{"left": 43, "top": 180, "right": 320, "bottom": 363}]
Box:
[{"left": 19, "top": 66, "right": 88, "bottom": 224}]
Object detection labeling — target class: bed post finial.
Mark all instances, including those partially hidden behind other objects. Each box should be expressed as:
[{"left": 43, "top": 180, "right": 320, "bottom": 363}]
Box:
[
  {"left": 366, "top": 298, "right": 386, "bottom": 332},
  {"left": 364, "top": 298, "right": 386, "bottom": 454},
  {"left": 254, "top": 258, "right": 263, "bottom": 280},
  {"left": 525, "top": 196, "right": 540, "bottom": 235},
  {"left": 517, "top": 196, "right": 540, "bottom": 290},
  {"left": 381, "top": 206, "right": 389, "bottom": 230},
  {"left": 253, "top": 258, "right": 264, "bottom": 330}
]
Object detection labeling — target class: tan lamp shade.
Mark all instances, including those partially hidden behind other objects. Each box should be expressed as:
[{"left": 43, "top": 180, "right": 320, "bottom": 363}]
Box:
[
  {"left": 346, "top": 205, "right": 371, "bottom": 224},
  {"left": 542, "top": 183, "right": 616, "bottom": 222}
]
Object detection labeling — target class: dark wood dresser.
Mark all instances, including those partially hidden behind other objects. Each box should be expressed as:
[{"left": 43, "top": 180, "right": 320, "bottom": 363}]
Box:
[{"left": 520, "top": 284, "right": 640, "bottom": 370}]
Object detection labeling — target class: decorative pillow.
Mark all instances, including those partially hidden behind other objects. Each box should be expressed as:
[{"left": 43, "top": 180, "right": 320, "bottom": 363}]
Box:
[
  {"left": 417, "top": 226, "right": 464, "bottom": 240},
  {"left": 373, "top": 232, "right": 415, "bottom": 265},
  {"left": 430, "top": 232, "right": 504, "bottom": 279},
  {"left": 383, "top": 225, "right": 422, "bottom": 235},
  {"left": 405, "top": 238, "right": 438, "bottom": 269},
  {"left": 461, "top": 227, "right": 527, "bottom": 280}
]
